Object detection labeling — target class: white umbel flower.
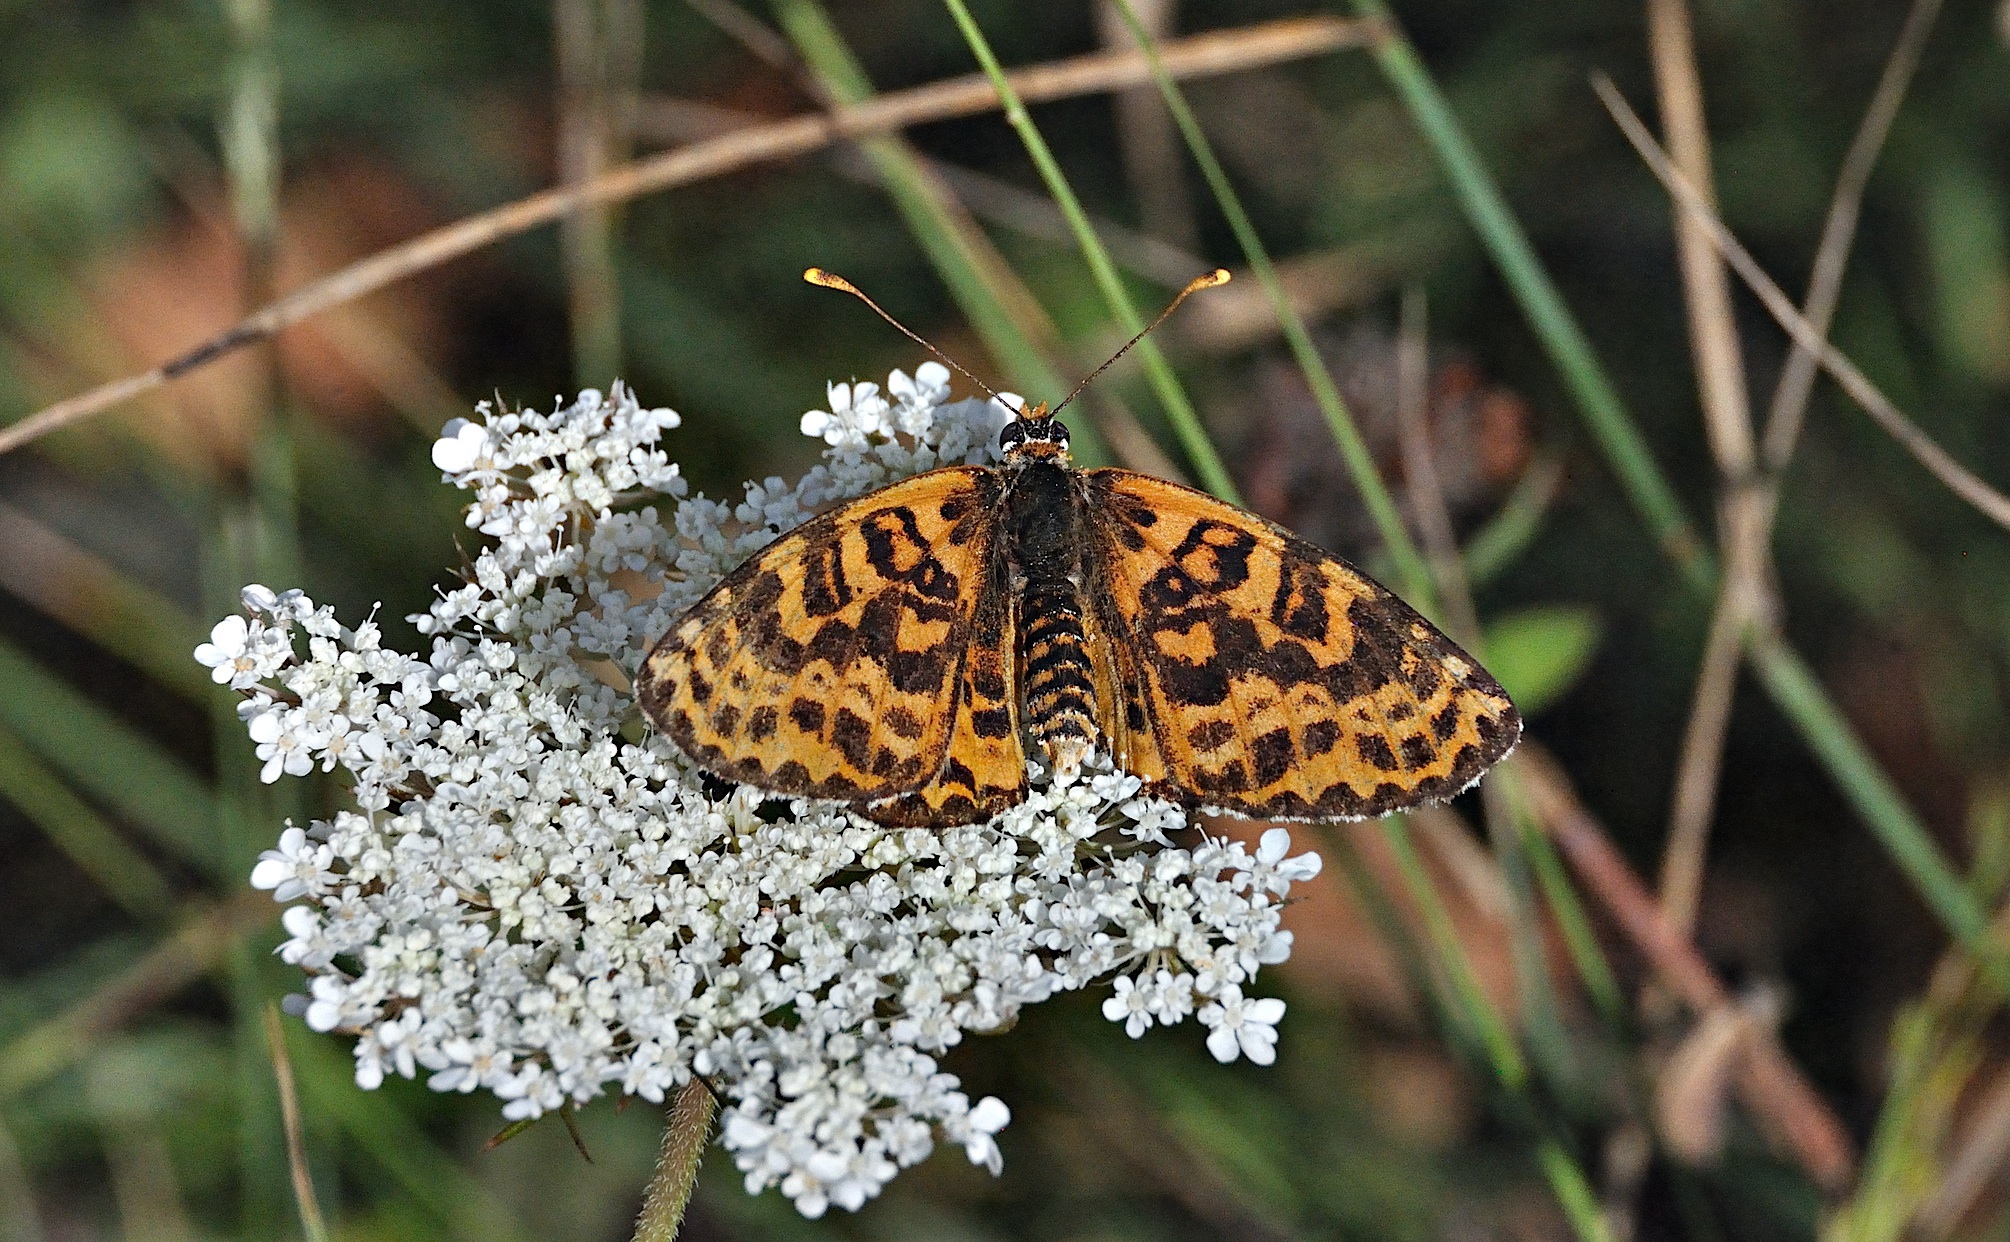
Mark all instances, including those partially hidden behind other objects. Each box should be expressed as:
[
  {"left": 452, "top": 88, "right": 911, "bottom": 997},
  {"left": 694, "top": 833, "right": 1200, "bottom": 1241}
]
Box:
[{"left": 210, "top": 374, "right": 1319, "bottom": 1216}]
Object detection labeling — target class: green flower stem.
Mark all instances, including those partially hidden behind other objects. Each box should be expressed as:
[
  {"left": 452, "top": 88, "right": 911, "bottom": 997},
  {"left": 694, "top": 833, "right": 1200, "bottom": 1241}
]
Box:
[
  {"left": 939, "top": 0, "right": 1238, "bottom": 502},
  {"left": 1539, "top": 1140, "right": 1618, "bottom": 1242},
  {"left": 1350, "top": 0, "right": 2005, "bottom": 993},
  {"left": 1381, "top": 817, "right": 1526, "bottom": 1091},
  {"left": 633, "top": 1079, "right": 719, "bottom": 1242},
  {"left": 1385, "top": 817, "right": 1615, "bottom": 1242},
  {"left": 1515, "top": 781, "right": 1626, "bottom": 1025},
  {"left": 1105, "top": 0, "right": 1437, "bottom": 610}
]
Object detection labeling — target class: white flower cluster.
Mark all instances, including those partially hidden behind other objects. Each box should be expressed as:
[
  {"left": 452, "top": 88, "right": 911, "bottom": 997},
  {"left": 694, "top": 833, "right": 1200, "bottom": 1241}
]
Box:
[{"left": 204, "top": 369, "right": 1321, "bottom": 1217}]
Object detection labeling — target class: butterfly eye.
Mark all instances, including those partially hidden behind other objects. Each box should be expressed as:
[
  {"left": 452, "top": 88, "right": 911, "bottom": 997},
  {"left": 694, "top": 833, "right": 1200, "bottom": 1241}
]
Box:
[
  {"left": 998, "top": 421, "right": 1028, "bottom": 452},
  {"left": 1050, "top": 421, "right": 1070, "bottom": 447}
]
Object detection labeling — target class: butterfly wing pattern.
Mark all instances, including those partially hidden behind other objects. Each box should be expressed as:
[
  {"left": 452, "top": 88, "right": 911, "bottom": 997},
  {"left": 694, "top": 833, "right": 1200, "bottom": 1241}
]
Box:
[
  {"left": 1081, "top": 470, "right": 1520, "bottom": 820},
  {"left": 640, "top": 405, "right": 1520, "bottom": 828},
  {"left": 638, "top": 467, "right": 1027, "bottom": 824}
]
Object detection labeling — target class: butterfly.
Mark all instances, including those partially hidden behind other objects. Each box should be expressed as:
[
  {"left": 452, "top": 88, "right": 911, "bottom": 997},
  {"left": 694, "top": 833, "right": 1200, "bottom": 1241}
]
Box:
[{"left": 634, "top": 270, "right": 1521, "bottom": 828}]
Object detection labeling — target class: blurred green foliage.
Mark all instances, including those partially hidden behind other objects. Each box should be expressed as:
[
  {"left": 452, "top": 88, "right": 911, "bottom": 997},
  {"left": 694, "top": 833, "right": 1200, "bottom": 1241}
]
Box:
[{"left": 2, "top": 1, "right": 2009, "bottom": 1239}]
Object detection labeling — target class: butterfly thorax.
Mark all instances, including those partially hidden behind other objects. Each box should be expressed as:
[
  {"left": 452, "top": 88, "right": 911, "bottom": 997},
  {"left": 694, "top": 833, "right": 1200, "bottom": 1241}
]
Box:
[{"left": 998, "top": 452, "right": 1100, "bottom": 775}]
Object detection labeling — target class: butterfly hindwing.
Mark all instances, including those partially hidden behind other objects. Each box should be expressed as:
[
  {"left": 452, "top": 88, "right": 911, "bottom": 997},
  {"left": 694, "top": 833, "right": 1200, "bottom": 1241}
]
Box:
[
  {"left": 1082, "top": 469, "right": 1521, "bottom": 820},
  {"left": 638, "top": 466, "right": 1025, "bottom": 809}
]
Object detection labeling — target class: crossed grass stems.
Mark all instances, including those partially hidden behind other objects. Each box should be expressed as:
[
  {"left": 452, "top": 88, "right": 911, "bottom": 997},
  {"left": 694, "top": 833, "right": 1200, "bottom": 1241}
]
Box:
[{"left": 6, "top": 1, "right": 2010, "bottom": 1239}]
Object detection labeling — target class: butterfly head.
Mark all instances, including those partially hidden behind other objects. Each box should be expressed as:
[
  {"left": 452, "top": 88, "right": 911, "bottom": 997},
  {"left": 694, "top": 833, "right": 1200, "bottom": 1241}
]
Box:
[{"left": 997, "top": 401, "right": 1071, "bottom": 463}]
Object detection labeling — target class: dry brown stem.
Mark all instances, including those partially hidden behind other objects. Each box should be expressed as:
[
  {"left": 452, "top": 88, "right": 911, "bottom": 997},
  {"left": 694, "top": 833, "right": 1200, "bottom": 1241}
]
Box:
[
  {"left": 1655, "top": 0, "right": 1943, "bottom": 941},
  {"left": 263, "top": 1002, "right": 329, "bottom": 1241},
  {"left": 1597, "top": 76, "right": 2010, "bottom": 532},
  {"left": 1646, "top": 0, "right": 1761, "bottom": 938},
  {"left": 0, "top": 14, "right": 1376, "bottom": 458},
  {"left": 1515, "top": 746, "right": 1856, "bottom": 1191}
]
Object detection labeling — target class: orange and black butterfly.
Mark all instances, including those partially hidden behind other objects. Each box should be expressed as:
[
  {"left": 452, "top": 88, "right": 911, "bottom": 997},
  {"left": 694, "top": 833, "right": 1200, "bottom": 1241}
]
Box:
[{"left": 635, "top": 270, "right": 1520, "bottom": 828}]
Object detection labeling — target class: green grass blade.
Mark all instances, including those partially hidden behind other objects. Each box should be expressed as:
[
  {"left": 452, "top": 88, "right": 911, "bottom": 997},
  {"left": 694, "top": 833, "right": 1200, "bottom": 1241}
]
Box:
[
  {"left": 1516, "top": 789, "right": 1626, "bottom": 1025},
  {"left": 1317, "top": 823, "right": 1484, "bottom": 1062},
  {"left": 291, "top": 1035, "right": 535, "bottom": 1242},
  {"left": 1348, "top": 0, "right": 1709, "bottom": 587},
  {"left": 1539, "top": 1139, "right": 1618, "bottom": 1242},
  {"left": 1104, "top": 0, "right": 1436, "bottom": 608},
  {"left": 1350, "top": 0, "right": 2005, "bottom": 992},
  {"left": 0, "top": 635, "right": 220, "bottom": 874},
  {"left": 0, "top": 721, "right": 174, "bottom": 920},
  {"left": 1380, "top": 817, "right": 1526, "bottom": 1091},
  {"left": 0, "top": 503, "right": 209, "bottom": 700},
  {"left": 1463, "top": 454, "right": 1565, "bottom": 588},
  {"left": 938, "top": 0, "right": 1238, "bottom": 502},
  {"left": 1750, "top": 636, "right": 2000, "bottom": 982},
  {"left": 776, "top": 0, "right": 1113, "bottom": 468}
]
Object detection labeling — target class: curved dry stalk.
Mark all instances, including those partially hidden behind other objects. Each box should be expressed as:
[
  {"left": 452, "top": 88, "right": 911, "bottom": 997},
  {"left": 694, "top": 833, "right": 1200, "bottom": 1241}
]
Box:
[
  {"left": 262, "top": 1003, "right": 330, "bottom": 1242},
  {"left": 1647, "top": 0, "right": 1754, "bottom": 480},
  {"left": 1657, "top": 0, "right": 1942, "bottom": 936},
  {"left": 1761, "top": 0, "right": 1942, "bottom": 471},
  {"left": 0, "top": 14, "right": 1375, "bottom": 459},
  {"left": 1645, "top": 0, "right": 1761, "bottom": 941},
  {"left": 1596, "top": 76, "right": 2010, "bottom": 533}
]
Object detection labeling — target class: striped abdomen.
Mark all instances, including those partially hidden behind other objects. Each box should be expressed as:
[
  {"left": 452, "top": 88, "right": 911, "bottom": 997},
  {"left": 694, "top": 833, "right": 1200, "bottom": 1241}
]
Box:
[{"left": 1019, "top": 579, "right": 1100, "bottom": 772}]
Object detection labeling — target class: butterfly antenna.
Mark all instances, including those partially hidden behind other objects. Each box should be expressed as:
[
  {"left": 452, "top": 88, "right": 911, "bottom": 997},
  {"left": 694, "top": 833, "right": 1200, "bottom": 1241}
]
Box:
[
  {"left": 804, "top": 268, "right": 1008, "bottom": 407},
  {"left": 1051, "top": 268, "right": 1231, "bottom": 417}
]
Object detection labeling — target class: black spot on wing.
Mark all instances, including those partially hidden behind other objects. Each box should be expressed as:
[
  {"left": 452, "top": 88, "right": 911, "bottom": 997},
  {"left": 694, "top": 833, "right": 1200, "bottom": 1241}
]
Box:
[
  {"left": 1303, "top": 719, "right": 1340, "bottom": 757},
  {"left": 1187, "top": 720, "right": 1236, "bottom": 750},
  {"left": 1251, "top": 728, "right": 1294, "bottom": 786},
  {"left": 789, "top": 698, "right": 825, "bottom": 734},
  {"left": 832, "top": 708, "right": 873, "bottom": 768}
]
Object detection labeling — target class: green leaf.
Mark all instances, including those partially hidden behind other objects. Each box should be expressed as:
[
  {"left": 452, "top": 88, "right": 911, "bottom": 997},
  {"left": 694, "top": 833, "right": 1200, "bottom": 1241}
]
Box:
[{"left": 1481, "top": 606, "right": 1602, "bottom": 716}]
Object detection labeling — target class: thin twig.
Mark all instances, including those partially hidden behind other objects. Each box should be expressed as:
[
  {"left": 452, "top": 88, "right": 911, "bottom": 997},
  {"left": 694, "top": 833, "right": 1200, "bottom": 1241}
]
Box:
[
  {"left": 1760, "top": 0, "right": 1942, "bottom": 471},
  {"left": 1646, "top": 0, "right": 1761, "bottom": 940},
  {"left": 1646, "top": 0, "right": 1754, "bottom": 478},
  {"left": 1657, "top": 0, "right": 1941, "bottom": 938},
  {"left": 0, "top": 14, "right": 1375, "bottom": 458},
  {"left": 1595, "top": 76, "right": 2010, "bottom": 532},
  {"left": 262, "top": 1003, "right": 330, "bottom": 1242},
  {"left": 1514, "top": 746, "right": 1856, "bottom": 1191},
  {"left": 1658, "top": 521, "right": 1758, "bottom": 930},
  {"left": 632, "top": 1079, "right": 718, "bottom": 1242},
  {"left": 1394, "top": 286, "right": 1478, "bottom": 644}
]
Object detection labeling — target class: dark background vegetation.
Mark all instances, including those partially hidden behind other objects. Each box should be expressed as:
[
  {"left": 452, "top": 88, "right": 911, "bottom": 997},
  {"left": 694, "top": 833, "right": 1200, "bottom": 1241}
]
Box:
[{"left": 2, "top": 1, "right": 2008, "bottom": 1238}]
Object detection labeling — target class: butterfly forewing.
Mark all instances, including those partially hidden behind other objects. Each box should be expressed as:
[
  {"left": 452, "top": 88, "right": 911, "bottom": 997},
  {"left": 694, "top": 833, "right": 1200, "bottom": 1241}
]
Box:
[
  {"left": 1081, "top": 470, "right": 1521, "bottom": 820},
  {"left": 861, "top": 545, "right": 1028, "bottom": 826},
  {"left": 637, "top": 467, "right": 1026, "bottom": 807}
]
